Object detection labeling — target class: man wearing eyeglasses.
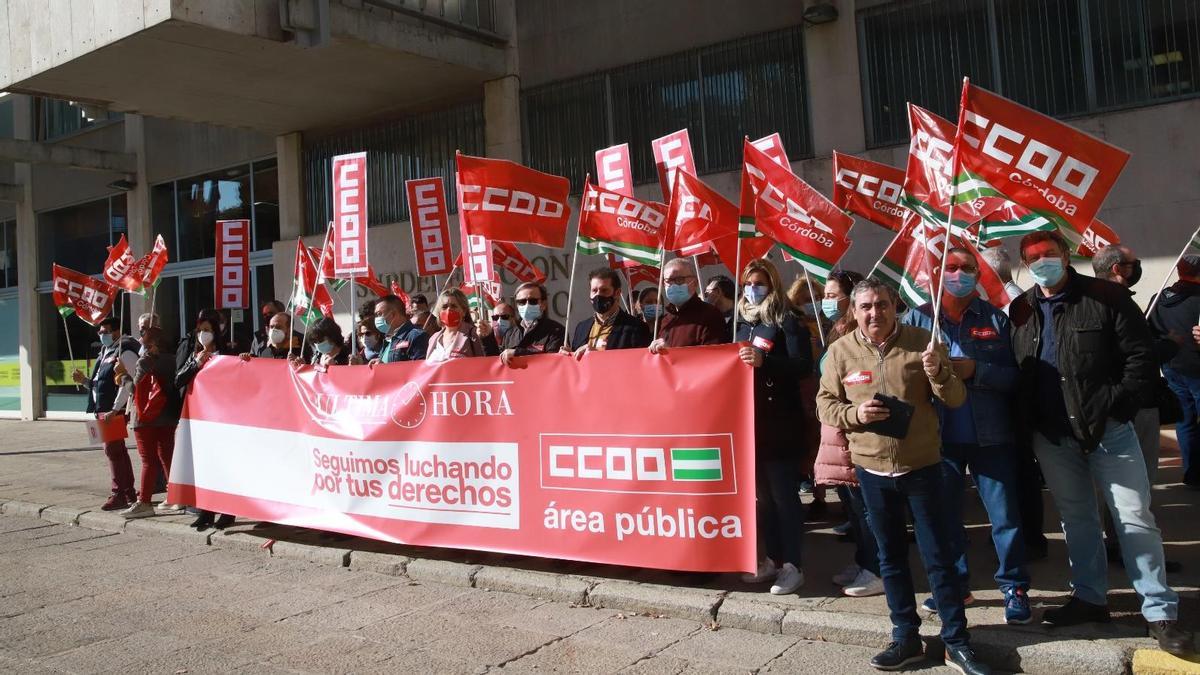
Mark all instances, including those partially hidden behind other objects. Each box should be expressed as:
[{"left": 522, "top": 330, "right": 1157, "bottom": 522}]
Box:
[
  {"left": 498, "top": 282, "right": 565, "bottom": 367},
  {"left": 650, "top": 258, "right": 728, "bottom": 354}
]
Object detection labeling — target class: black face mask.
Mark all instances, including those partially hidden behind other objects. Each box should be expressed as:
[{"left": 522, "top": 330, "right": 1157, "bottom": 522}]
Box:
[
  {"left": 591, "top": 295, "right": 616, "bottom": 314},
  {"left": 1126, "top": 260, "right": 1143, "bottom": 287}
]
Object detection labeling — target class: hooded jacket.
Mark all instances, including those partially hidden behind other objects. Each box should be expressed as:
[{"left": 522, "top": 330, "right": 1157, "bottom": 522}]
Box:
[{"left": 1150, "top": 280, "right": 1200, "bottom": 377}]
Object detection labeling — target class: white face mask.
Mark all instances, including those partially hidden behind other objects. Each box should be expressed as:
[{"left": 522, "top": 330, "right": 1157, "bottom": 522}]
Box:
[
  {"left": 197, "top": 330, "right": 214, "bottom": 347},
  {"left": 268, "top": 328, "right": 287, "bottom": 346}
]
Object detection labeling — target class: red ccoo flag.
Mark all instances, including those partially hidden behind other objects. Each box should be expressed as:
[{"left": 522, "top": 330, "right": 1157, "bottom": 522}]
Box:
[
  {"left": 832, "top": 152, "right": 908, "bottom": 232},
  {"left": 455, "top": 153, "right": 571, "bottom": 248},
  {"left": 665, "top": 170, "right": 739, "bottom": 254},
  {"left": 1075, "top": 218, "right": 1121, "bottom": 258},
  {"left": 52, "top": 264, "right": 119, "bottom": 325}
]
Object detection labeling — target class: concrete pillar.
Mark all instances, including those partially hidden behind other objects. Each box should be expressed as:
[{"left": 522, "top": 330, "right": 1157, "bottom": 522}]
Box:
[
  {"left": 803, "top": 0, "right": 866, "bottom": 155},
  {"left": 124, "top": 114, "right": 151, "bottom": 327},
  {"left": 12, "top": 96, "right": 42, "bottom": 419},
  {"left": 276, "top": 132, "right": 305, "bottom": 241},
  {"left": 484, "top": 0, "right": 521, "bottom": 162}
]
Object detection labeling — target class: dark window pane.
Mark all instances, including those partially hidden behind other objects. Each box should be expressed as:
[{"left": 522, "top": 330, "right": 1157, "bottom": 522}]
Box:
[
  {"left": 0, "top": 293, "right": 19, "bottom": 410},
  {"left": 859, "top": 0, "right": 994, "bottom": 146},
  {"left": 522, "top": 75, "right": 608, "bottom": 193},
  {"left": 150, "top": 182, "right": 176, "bottom": 253},
  {"left": 149, "top": 276, "right": 180, "bottom": 346},
  {"left": 42, "top": 299, "right": 95, "bottom": 412},
  {"left": 176, "top": 165, "right": 251, "bottom": 261},
  {"left": 182, "top": 276, "right": 216, "bottom": 333},
  {"left": 303, "top": 101, "right": 484, "bottom": 234},
  {"left": 1, "top": 220, "right": 16, "bottom": 288},
  {"left": 610, "top": 53, "right": 703, "bottom": 186},
  {"left": 995, "top": 0, "right": 1088, "bottom": 116},
  {"left": 38, "top": 196, "right": 122, "bottom": 280},
  {"left": 1145, "top": 0, "right": 1200, "bottom": 99},
  {"left": 253, "top": 161, "right": 280, "bottom": 251},
  {"left": 699, "top": 27, "right": 812, "bottom": 171},
  {"left": 0, "top": 99, "right": 13, "bottom": 139},
  {"left": 1091, "top": 0, "right": 1152, "bottom": 107}
]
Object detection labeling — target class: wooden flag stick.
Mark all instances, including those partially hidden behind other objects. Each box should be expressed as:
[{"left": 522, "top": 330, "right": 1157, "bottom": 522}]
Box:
[{"left": 804, "top": 267, "right": 827, "bottom": 348}]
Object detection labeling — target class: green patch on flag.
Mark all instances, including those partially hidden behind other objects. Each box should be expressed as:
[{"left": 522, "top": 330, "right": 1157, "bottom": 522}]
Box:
[
  {"left": 776, "top": 244, "right": 834, "bottom": 283},
  {"left": 738, "top": 216, "right": 757, "bottom": 238},
  {"left": 670, "top": 448, "right": 722, "bottom": 481},
  {"left": 576, "top": 235, "right": 662, "bottom": 267},
  {"left": 56, "top": 305, "right": 75, "bottom": 319}
]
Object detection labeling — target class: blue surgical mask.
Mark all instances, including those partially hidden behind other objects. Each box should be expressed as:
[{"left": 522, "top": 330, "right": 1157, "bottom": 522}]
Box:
[
  {"left": 821, "top": 298, "right": 843, "bottom": 320},
  {"left": 806, "top": 301, "right": 818, "bottom": 317},
  {"left": 98, "top": 333, "right": 114, "bottom": 348},
  {"left": 1028, "top": 257, "right": 1066, "bottom": 289},
  {"left": 374, "top": 316, "right": 391, "bottom": 334},
  {"left": 496, "top": 319, "right": 512, "bottom": 335},
  {"left": 518, "top": 303, "right": 542, "bottom": 323},
  {"left": 315, "top": 340, "right": 336, "bottom": 355},
  {"left": 642, "top": 304, "right": 660, "bottom": 320},
  {"left": 665, "top": 283, "right": 693, "bottom": 307},
  {"left": 744, "top": 284, "right": 769, "bottom": 305},
  {"left": 943, "top": 271, "right": 978, "bottom": 298}
]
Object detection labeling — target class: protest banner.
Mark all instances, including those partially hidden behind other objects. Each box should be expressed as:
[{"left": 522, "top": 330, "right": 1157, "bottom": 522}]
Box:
[
  {"left": 595, "top": 143, "right": 634, "bottom": 197},
  {"left": 169, "top": 345, "right": 756, "bottom": 573},
  {"left": 456, "top": 153, "right": 571, "bottom": 248},
  {"left": 832, "top": 152, "right": 907, "bottom": 233},
  {"left": 215, "top": 219, "right": 250, "bottom": 310},
  {"left": 405, "top": 177, "right": 453, "bottom": 277},
  {"left": 103, "top": 234, "right": 142, "bottom": 292},
  {"left": 651, "top": 129, "right": 697, "bottom": 202}
]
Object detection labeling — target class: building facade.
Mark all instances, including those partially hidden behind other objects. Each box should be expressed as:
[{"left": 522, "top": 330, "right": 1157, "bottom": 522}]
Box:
[{"left": 1, "top": 0, "right": 1197, "bottom": 419}]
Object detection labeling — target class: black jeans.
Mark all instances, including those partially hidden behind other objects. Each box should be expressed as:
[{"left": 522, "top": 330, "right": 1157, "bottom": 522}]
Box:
[
  {"left": 856, "top": 464, "right": 969, "bottom": 649},
  {"left": 842, "top": 484, "right": 880, "bottom": 576},
  {"left": 756, "top": 460, "right": 805, "bottom": 567}
]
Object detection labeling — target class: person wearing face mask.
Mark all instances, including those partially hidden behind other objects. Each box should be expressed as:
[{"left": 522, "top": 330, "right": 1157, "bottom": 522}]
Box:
[
  {"left": 249, "top": 301, "right": 287, "bottom": 354},
  {"left": 902, "top": 248, "right": 1032, "bottom": 626},
  {"left": 649, "top": 258, "right": 727, "bottom": 354},
  {"left": 120, "top": 326, "right": 184, "bottom": 518},
  {"left": 297, "top": 318, "right": 350, "bottom": 369},
  {"left": 635, "top": 286, "right": 662, "bottom": 331},
  {"left": 1009, "top": 231, "right": 1189, "bottom": 655},
  {"left": 490, "top": 302, "right": 516, "bottom": 347},
  {"left": 408, "top": 294, "right": 440, "bottom": 333},
  {"left": 72, "top": 317, "right": 141, "bottom": 511},
  {"left": 371, "top": 294, "right": 429, "bottom": 364},
  {"left": 356, "top": 318, "right": 385, "bottom": 362},
  {"left": 175, "top": 309, "right": 237, "bottom": 532},
  {"left": 733, "top": 259, "right": 812, "bottom": 597},
  {"left": 242, "top": 312, "right": 304, "bottom": 361},
  {"left": 499, "top": 282, "right": 565, "bottom": 367},
  {"left": 426, "top": 289, "right": 496, "bottom": 362},
  {"left": 703, "top": 275, "right": 736, "bottom": 341},
  {"left": 565, "top": 268, "right": 649, "bottom": 359}
]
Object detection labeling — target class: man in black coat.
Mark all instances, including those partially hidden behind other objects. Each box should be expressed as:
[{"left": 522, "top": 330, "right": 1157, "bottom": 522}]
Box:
[
  {"left": 1009, "top": 231, "right": 1188, "bottom": 655},
  {"left": 499, "top": 281, "right": 565, "bottom": 367},
  {"left": 1151, "top": 253, "right": 1200, "bottom": 487},
  {"left": 565, "top": 267, "right": 649, "bottom": 358}
]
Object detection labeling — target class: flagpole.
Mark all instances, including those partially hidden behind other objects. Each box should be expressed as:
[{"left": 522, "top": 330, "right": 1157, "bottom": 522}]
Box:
[
  {"left": 62, "top": 313, "right": 81, "bottom": 391},
  {"left": 653, "top": 251, "right": 667, "bottom": 343},
  {"left": 301, "top": 240, "right": 331, "bottom": 360},
  {"left": 442, "top": 268, "right": 457, "bottom": 292},
  {"left": 732, "top": 238, "right": 742, "bottom": 341},
  {"left": 563, "top": 251, "right": 580, "bottom": 346},
  {"left": 349, "top": 278, "right": 357, "bottom": 360},
  {"left": 804, "top": 267, "right": 826, "bottom": 348},
  {"left": 692, "top": 255, "right": 705, "bottom": 290},
  {"left": 1145, "top": 223, "right": 1200, "bottom": 319}
]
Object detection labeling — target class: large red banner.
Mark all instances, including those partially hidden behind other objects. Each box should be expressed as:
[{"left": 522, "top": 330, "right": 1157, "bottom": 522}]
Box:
[
  {"left": 215, "top": 219, "right": 250, "bottom": 309},
  {"left": 651, "top": 129, "right": 697, "bottom": 202},
  {"left": 832, "top": 152, "right": 907, "bottom": 232},
  {"left": 332, "top": 152, "right": 369, "bottom": 277},
  {"left": 52, "top": 264, "right": 118, "bottom": 325},
  {"left": 405, "top": 177, "right": 453, "bottom": 277},
  {"left": 456, "top": 153, "right": 571, "bottom": 248},
  {"left": 956, "top": 80, "right": 1130, "bottom": 235},
  {"left": 169, "top": 346, "right": 756, "bottom": 572}
]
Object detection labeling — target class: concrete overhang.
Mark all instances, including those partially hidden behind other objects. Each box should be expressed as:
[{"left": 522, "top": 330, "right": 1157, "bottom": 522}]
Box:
[{"left": 1, "top": 0, "right": 509, "bottom": 135}]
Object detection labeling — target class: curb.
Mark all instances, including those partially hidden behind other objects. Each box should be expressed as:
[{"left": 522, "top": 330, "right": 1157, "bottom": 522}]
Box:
[{"left": 3, "top": 504, "right": 1154, "bottom": 674}]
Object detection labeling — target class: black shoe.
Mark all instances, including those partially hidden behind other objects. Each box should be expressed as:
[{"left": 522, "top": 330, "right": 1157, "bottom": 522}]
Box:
[
  {"left": 1042, "top": 596, "right": 1110, "bottom": 626},
  {"left": 1148, "top": 620, "right": 1194, "bottom": 656},
  {"left": 190, "top": 512, "right": 214, "bottom": 530},
  {"left": 944, "top": 645, "right": 991, "bottom": 675},
  {"left": 870, "top": 639, "right": 924, "bottom": 671},
  {"left": 213, "top": 514, "right": 235, "bottom": 530}
]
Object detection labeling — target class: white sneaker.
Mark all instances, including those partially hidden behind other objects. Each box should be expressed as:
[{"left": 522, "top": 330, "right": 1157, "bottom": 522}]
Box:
[
  {"left": 120, "top": 502, "right": 155, "bottom": 519},
  {"left": 741, "top": 558, "right": 777, "bottom": 583},
  {"left": 154, "top": 503, "right": 184, "bottom": 514},
  {"left": 770, "top": 563, "right": 804, "bottom": 595},
  {"left": 842, "top": 568, "right": 885, "bottom": 597},
  {"left": 831, "top": 563, "right": 861, "bottom": 586}
]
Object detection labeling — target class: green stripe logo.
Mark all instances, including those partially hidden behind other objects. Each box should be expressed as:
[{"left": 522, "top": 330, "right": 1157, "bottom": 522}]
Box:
[{"left": 670, "top": 448, "right": 722, "bottom": 481}]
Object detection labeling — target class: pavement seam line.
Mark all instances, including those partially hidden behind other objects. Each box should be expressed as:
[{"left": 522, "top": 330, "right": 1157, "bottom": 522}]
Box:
[
  {"left": 623, "top": 624, "right": 707, "bottom": 670},
  {"left": 480, "top": 601, "right": 616, "bottom": 673}
]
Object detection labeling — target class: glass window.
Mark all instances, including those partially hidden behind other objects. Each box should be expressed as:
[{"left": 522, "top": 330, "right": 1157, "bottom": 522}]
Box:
[
  {"left": 37, "top": 196, "right": 125, "bottom": 280},
  {"left": 34, "top": 97, "right": 122, "bottom": 141},
  {"left": 0, "top": 98, "right": 13, "bottom": 139},
  {"left": 610, "top": 53, "right": 705, "bottom": 186},
  {"left": 0, "top": 293, "right": 19, "bottom": 411},
  {"left": 995, "top": 0, "right": 1088, "bottom": 117},
  {"left": 176, "top": 165, "right": 251, "bottom": 261},
  {"left": 252, "top": 159, "right": 280, "bottom": 250},
  {"left": 41, "top": 302, "right": 96, "bottom": 413},
  {"left": 0, "top": 220, "right": 16, "bottom": 288},
  {"left": 150, "top": 181, "right": 176, "bottom": 253}
]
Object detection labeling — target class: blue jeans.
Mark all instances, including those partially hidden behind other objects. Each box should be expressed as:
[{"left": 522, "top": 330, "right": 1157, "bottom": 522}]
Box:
[
  {"left": 756, "top": 460, "right": 805, "bottom": 567},
  {"left": 1033, "top": 420, "right": 1178, "bottom": 621},
  {"left": 1164, "top": 367, "right": 1200, "bottom": 485},
  {"left": 942, "top": 443, "right": 1030, "bottom": 593},
  {"left": 856, "top": 464, "right": 969, "bottom": 648}
]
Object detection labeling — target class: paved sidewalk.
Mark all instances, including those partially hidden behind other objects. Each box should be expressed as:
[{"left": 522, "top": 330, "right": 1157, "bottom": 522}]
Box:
[{"left": 3, "top": 420, "right": 1199, "bottom": 673}]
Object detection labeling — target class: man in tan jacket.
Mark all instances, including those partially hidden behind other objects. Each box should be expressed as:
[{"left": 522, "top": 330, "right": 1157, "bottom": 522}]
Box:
[{"left": 817, "top": 278, "right": 988, "bottom": 675}]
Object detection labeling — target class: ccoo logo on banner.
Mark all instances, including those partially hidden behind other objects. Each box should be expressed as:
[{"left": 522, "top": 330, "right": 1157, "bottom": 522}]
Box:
[
  {"left": 332, "top": 152, "right": 369, "bottom": 277},
  {"left": 215, "top": 219, "right": 249, "bottom": 310}
]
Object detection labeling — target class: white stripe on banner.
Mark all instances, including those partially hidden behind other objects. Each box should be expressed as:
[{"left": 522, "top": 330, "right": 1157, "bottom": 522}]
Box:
[
  {"left": 673, "top": 459, "right": 721, "bottom": 471},
  {"left": 171, "top": 419, "right": 521, "bottom": 530}
]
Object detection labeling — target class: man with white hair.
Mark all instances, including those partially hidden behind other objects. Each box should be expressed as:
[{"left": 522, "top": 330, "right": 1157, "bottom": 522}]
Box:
[
  {"left": 979, "top": 247, "right": 1021, "bottom": 312},
  {"left": 649, "top": 258, "right": 727, "bottom": 354}
]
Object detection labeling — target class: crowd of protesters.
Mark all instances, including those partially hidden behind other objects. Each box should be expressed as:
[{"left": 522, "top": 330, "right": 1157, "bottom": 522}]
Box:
[{"left": 72, "top": 231, "right": 1200, "bottom": 673}]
